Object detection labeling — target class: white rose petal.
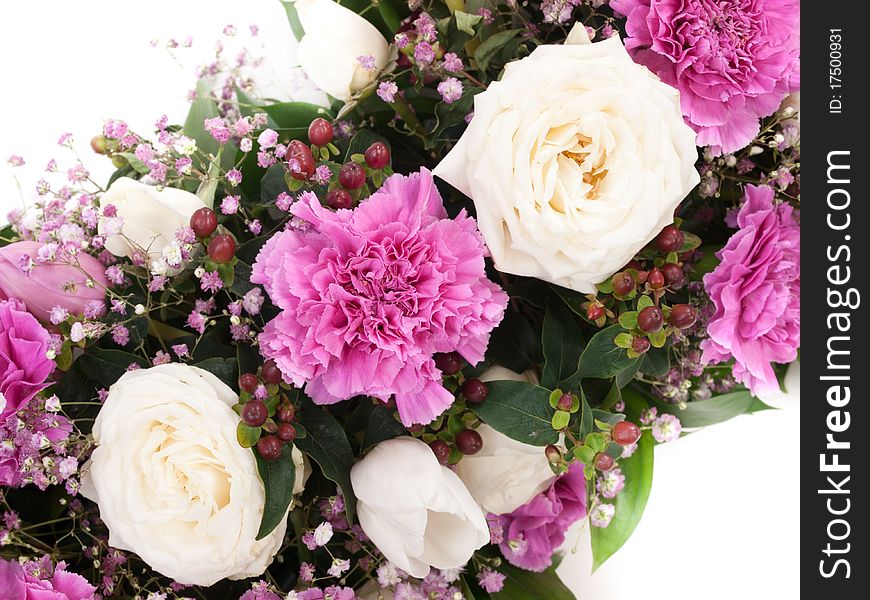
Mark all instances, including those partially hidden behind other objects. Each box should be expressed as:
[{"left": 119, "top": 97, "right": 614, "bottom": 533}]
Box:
[
  {"left": 80, "top": 364, "right": 306, "bottom": 586},
  {"left": 293, "top": 0, "right": 392, "bottom": 102},
  {"left": 351, "top": 437, "right": 489, "bottom": 578},
  {"left": 434, "top": 24, "right": 700, "bottom": 293},
  {"left": 98, "top": 177, "right": 205, "bottom": 273}
]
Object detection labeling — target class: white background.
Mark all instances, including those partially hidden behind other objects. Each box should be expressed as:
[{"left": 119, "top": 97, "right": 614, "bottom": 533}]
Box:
[{"left": 0, "top": 2, "right": 800, "bottom": 598}]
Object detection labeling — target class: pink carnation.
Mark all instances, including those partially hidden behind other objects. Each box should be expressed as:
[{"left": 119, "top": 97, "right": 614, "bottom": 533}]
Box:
[
  {"left": 0, "top": 557, "right": 97, "bottom": 599},
  {"left": 612, "top": 0, "right": 800, "bottom": 154},
  {"left": 252, "top": 169, "right": 508, "bottom": 426},
  {"left": 0, "top": 299, "right": 55, "bottom": 419},
  {"left": 701, "top": 185, "right": 799, "bottom": 395},
  {"left": 493, "top": 462, "right": 587, "bottom": 572}
]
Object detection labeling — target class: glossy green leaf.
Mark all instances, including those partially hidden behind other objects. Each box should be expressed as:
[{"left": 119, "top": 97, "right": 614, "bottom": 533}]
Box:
[
  {"left": 552, "top": 410, "right": 570, "bottom": 430},
  {"left": 255, "top": 443, "right": 297, "bottom": 539},
  {"left": 577, "top": 391, "right": 593, "bottom": 439},
  {"left": 577, "top": 325, "right": 639, "bottom": 380},
  {"left": 237, "top": 422, "right": 261, "bottom": 448},
  {"left": 486, "top": 309, "right": 543, "bottom": 373},
  {"left": 654, "top": 391, "right": 775, "bottom": 428},
  {"left": 295, "top": 397, "right": 357, "bottom": 520},
  {"left": 474, "top": 29, "right": 521, "bottom": 72},
  {"left": 263, "top": 102, "right": 330, "bottom": 137},
  {"left": 364, "top": 405, "right": 407, "bottom": 449},
  {"left": 471, "top": 380, "right": 559, "bottom": 446},
  {"left": 541, "top": 300, "right": 584, "bottom": 390},
  {"left": 194, "top": 357, "right": 237, "bottom": 388},
  {"left": 491, "top": 562, "right": 576, "bottom": 600},
  {"left": 280, "top": 0, "right": 305, "bottom": 40}
]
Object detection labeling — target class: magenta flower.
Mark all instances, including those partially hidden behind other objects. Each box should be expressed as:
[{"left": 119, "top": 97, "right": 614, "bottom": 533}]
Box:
[
  {"left": 612, "top": 0, "right": 800, "bottom": 154},
  {"left": 0, "top": 241, "right": 109, "bottom": 323},
  {"left": 702, "top": 185, "right": 799, "bottom": 395},
  {"left": 492, "top": 462, "right": 587, "bottom": 572},
  {"left": 252, "top": 169, "right": 507, "bottom": 426},
  {"left": 0, "top": 557, "right": 96, "bottom": 599},
  {"left": 0, "top": 299, "right": 55, "bottom": 419}
]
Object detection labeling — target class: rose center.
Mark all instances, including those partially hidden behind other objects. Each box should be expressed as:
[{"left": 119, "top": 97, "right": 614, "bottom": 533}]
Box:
[{"left": 560, "top": 133, "right": 608, "bottom": 202}]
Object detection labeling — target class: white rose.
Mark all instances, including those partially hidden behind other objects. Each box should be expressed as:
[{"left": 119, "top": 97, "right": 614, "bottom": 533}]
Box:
[
  {"left": 351, "top": 437, "right": 489, "bottom": 578},
  {"left": 98, "top": 177, "right": 205, "bottom": 269},
  {"left": 434, "top": 25, "right": 699, "bottom": 294},
  {"left": 292, "top": 0, "right": 392, "bottom": 101},
  {"left": 81, "top": 364, "right": 305, "bottom": 586}
]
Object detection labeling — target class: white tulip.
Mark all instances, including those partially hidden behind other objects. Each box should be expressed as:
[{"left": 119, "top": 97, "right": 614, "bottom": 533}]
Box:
[
  {"left": 98, "top": 177, "right": 205, "bottom": 270},
  {"left": 81, "top": 364, "right": 306, "bottom": 586},
  {"left": 351, "top": 437, "right": 489, "bottom": 578},
  {"left": 435, "top": 24, "right": 699, "bottom": 293},
  {"left": 292, "top": 0, "right": 391, "bottom": 102}
]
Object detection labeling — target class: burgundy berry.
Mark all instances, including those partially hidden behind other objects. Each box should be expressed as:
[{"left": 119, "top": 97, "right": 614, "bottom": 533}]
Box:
[
  {"left": 242, "top": 400, "right": 268, "bottom": 427},
  {"left": 338, "top": 162, "right": 366, "bottom": 190},
  {"left": 434, "top": 352, "right": 462, "bottom": 376},
  {"left": 587, "top": 303, "right": 605, "bottom": 321},
  {"left": 276, "top": 402, "right": 296, "bottom": 423},
  {"left": 364, "top": 142, "right": 391, "bottom": 169},
  {"left": 661, "top": 263, "right": 685, "bottom": 289},
  {"left": 462, "top": 378, "right": 488, "bottom": 404},
  {"left": 239, "top": 373, "right": 259, "bottom": 394},
  {"left": 430, "top": 439, "right": 451, "bottom": 465},
  {"left": 612, "top": 420, "right": 642, "bottom": 446},
  {"left": 669, "top": 304, "right": 698, "bottom": 329},
  {"left": 287, "top": 140, "right": 315, "bottom": 180},
  {"left": 207, "top": 234, "right": 236, "bottom": 263},
  {"left": 190, "top": 207, "right": 218, "bottom": 238},
  {"left": 611, "top": 272, "right": 636, "bottom": 297},
  {"left": 277, "top": 422, "right": 297, "bottom": 443},
  {"left": 261, "top": 359, "right": 283, "bottom": 384},
  {"left": 327, "top": 188, "right": 353, "bottom": 210},
  {"left": 632, "top": 336, "right": 651, "bottom": 355},
  {"left": 456, "top": 429, "right": 483, "bottom": 455},
  {"left": 308, "top": 118, "right": 334, "bottom": 147},
  {"left": 557, "top": 393, "right": 574, "bottom": 412},
  {"left": 655, "top": 225, "right": 685, "bottom": 253},
  {"left": 256, "top": 435, "right": 283, "bottom": 460},
  {"left": 647, "top": 267, "right": 665, "bottom": 290},
  {"left": 594, "top": 452, "right": 615, "bottom": 471},
  {"left": 637, "top": 306, "right": 664, "bottom": 333}
]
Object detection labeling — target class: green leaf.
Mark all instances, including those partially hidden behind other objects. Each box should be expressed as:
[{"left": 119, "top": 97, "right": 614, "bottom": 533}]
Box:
[
  {"left": 378, "top": 0, "right": 404, "bottom": 33},
  {"left": 471, "top": 380, "right": 559, "bottom": 446},
  {"left": 280, "top": 0, "right": 305, "bottom": 40},
  {"left": 615, "top": 358, "right": 642, "bottom": 388},
  {"left": 639, "top": 346, "right": 670, "bottom": 377},
  {"left": 618, "top": 311, "right": 638, "bottom": 330},
  {"left": 577, "top": 391, "right": 593, "bottom": 439},
  {"left": 294, "top": 397, "right": 357, "bottom": 520},
  {"left": 455, "top": 10, "right": 483, "bottom": 35},
  {"left": 344, "top": 129, "right": 391, "bottom": 164},
  {"left": 648, "top": 329, "right": 667, "bottom": 348},
  {"left": 474, "top": 29, "right": 521, "bottom": 72},
  {"left": 237, "top": 422, "right": 261, "bottom": 448},
  {"left": 486, "top": 309, "right": 543, "bottom": 373},
  {"left": 679, "top": 231, "right": 703, "bottom": 252},
  {"left": 636, "top": 295, "right": 654, "bottom": 310},
  {"left": 183, "top": 79, "right": 222, "bottom": 166},
  {"left": 491, "top": 562, "right": 576, "bottom": 600},
  {"left": 549, "top": 284, "right": 586, "bottom": 317},
  {"left": 115, "top": 152, "right": 150, "bottom": 174},
  {"left": 194, "top": 357, "right": 237, "bottom": 387},
  {"left": 78, "top": 348, "right": 149, "bottom": 387},
  {"left": 654, "top": 391, "right": 776, "bottom": 428},
  {"left": 586, "top": 432, "right": 607, "bottom": 452},
  {"left": 363, "top": 405, "right": 406, "bottom": 449},
  {"left": 576, "top": 325, "right": 639, "bottom": 380},
  {"left": 600, "top": 382, "right": 622, "bottom": 411},
  {"left": 255, "top": 443, "right": 298, "bottom": 539},
  {"left": 263, "top": 102, "right": 330, "bottom": 137},
  {"left": 590, "top": 431, "right": 654, "bottom": 571},
  {"left": 692, "top": 244, "right": 723, "bottom": 279},
  {"left": 551, "top": 410, "right": 570, "bottom": 430},
  {"left": 541, "top": 300, "right": 584, "bottom": 390},
  {"left": 574, "top": 445, "right": 595, "bottom": 464}
]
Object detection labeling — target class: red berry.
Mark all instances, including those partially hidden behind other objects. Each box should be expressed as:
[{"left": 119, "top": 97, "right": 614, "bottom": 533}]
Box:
[
  {"left": 586, "top": 303, "right": 605, "bottom": 321},
  {"left": 277, "top": 422, "right": 297, "bottom": 443},
  {"left": 636, "top": 270, "right": 649, "bottom": 285},
  {"left": 262, "top": 359, "right": 282, "bottom": 384},
  {"left": 557, "top": 393, "right": 574, "bottom": 412},
  {"left": 456, "top": 429, "right": 483, "bottom": 455},
  {"left": 239, "top": 373, "right": 259, "bottom": 393},
  {"left": 190, "top": 207, "right": 218, "bottom": 238},
  {"left": 242, "top": 400, "right": 268, "bottom": 427},
  {"left": 407, "top": 423, "right": 424, "bottom": 434},
  {"left": 624, "top": 260, "right": 643, "bottom": 271},
  {"left": 462, "top": 378, "right": 488, "bottom": 404},
  {"left": 611, "top": 272, "right": 636, "bottom": 297},
  {"left": 612, "top": 420, "right": 641, "bottom": 446},
  {"left": 207, "top": 234, "right": 236, "bottom": 263},
  {"left": 434, "top": 352, "right": 462, "bottom": 376},
  {"left": 594, "top": 452, "right": 615, "bottom": 471},
  {"left": 661, "top": 263, "right": 685, "bottom": 289},
  {"left": 327, "top": 188, "right": 353, "bottom": 210},
  {"left": 257, "top": 435, "right": 283, "bottom": 460},
  {"left": 632, "top": 336, "right": 651, "bottom": 355},
  {"left": 276, "top": 402, "right": 296, "bottom": 423},
  {"left": 655, "top": 225, "right": 685, "bottom": 253},
  {"left": 308, "top": 118, "right": 334, "bottom": 146},
  {"left": 637, "top": 306, "right": 664, "bottom": 333},
  {"left": 364, "top": 142, "right": 391, "bottom": 170},
  {"left": 669, "top": 304, "right": 698, "bottom": 329},
  {"left": 648, "top": 267, "right": 665, "bottom": 290},
  {"left": 338, "top": 162, "right": 366, "bottom": 190},
  {"left": 90, "top": 136, "right": 108, "bottom": 154},
  {"left": 430, "top": 439, "right": 451, "bottom": 465},
  {"left": 287, "top": 140, "right": 315, "bottom": 180}
]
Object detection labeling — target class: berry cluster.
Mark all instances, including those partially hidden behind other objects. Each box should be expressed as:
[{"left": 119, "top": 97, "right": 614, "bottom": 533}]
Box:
[{"left": 235, "top": 359, "right": 301, "bottom": 460}]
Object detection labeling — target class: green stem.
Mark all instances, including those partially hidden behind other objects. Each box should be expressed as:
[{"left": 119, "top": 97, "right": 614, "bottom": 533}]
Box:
[{"left": 391, "top": 97, "right": 428, "bottom": 140}]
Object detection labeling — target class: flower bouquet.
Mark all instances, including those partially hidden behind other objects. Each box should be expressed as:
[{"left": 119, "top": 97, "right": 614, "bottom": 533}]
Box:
[{"left": 0, "top": 0, "right": 799, "bottom": 598}]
